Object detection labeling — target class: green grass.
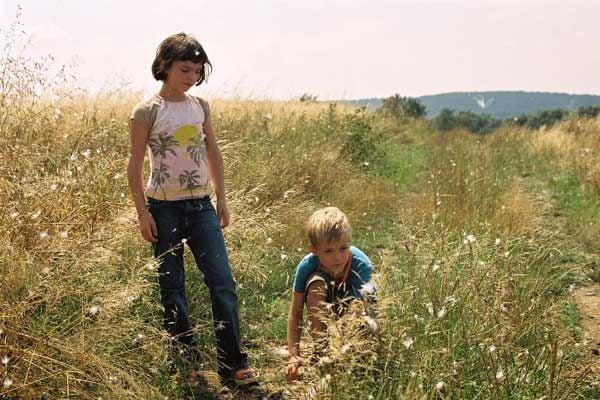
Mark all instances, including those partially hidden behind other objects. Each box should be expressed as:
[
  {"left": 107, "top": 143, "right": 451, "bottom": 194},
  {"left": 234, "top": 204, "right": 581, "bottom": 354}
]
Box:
[{"left": 1, "top": 92, "right": 598, "bottom": 399}]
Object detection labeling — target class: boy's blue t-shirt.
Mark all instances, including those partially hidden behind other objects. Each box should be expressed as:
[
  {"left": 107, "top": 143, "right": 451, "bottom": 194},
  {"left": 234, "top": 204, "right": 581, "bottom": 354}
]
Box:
[{"left": 292, "top": 246, "right": 373, "bottom": 299}]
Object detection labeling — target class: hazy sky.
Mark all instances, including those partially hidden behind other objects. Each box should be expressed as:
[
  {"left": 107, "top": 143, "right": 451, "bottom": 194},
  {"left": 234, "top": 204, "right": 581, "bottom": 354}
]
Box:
[{"left": 1, "top": 0, "right": 599, "bottom": 100}]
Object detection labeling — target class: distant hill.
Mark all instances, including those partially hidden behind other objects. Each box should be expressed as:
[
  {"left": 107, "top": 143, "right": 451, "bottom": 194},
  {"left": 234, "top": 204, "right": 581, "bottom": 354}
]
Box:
[{"left": 341, "top": 91, "right": 600, "bottom": 119}]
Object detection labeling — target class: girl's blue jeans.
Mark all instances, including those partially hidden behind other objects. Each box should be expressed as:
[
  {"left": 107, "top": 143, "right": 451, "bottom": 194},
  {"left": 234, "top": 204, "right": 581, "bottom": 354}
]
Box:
[{"left": 147, "top": 196, "right": 248, "bottom": 377}]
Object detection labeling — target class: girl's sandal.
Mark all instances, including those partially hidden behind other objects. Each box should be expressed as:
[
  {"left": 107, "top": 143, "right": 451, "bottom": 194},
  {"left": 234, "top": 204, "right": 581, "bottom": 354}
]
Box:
[{"left": 233, "top": 367, "right": 259, "bottom": 387}]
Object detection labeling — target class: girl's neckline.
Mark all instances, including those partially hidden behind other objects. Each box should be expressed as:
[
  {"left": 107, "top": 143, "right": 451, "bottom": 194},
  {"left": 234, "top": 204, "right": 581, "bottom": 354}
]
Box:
[{"left": 156, "top": 93, "right": 190, "bottom": 103}]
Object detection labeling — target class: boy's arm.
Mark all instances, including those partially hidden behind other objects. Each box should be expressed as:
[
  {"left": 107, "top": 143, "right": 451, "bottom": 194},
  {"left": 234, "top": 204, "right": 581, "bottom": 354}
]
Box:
[{"left": 286, "top": 291, "right": 305, "bottom": 380}]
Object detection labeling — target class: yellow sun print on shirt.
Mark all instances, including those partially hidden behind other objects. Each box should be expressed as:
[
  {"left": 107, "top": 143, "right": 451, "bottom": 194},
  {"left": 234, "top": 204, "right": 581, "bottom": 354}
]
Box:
[{"left": 172, "top": 124, "right": 198, "bottom": 146}]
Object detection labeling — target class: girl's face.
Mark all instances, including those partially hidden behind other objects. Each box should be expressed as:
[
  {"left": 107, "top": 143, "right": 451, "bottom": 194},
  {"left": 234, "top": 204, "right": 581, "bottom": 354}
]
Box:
[{"left": 165, "top": 60, "right": 203, "bottom": 93}]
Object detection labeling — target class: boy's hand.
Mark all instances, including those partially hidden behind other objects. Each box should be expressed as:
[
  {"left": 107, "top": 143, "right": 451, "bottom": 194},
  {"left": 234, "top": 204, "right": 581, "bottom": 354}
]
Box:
[
  {"left": 138, "top": 210, "right": 158, "bottom": 243},
  {"left": 286, "top": 356, "right": 303, "bottom": 381}
]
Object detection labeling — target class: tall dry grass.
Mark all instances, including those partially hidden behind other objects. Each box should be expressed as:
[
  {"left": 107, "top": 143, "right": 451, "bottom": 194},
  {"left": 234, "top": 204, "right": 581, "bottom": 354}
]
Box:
[{"left": 1, "top": 21, "right": 599, "bottom": 398}]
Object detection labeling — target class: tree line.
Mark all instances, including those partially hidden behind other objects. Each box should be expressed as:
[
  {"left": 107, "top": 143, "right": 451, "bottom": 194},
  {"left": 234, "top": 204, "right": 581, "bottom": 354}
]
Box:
[{"left": 378, "top": 94, "right": 600, "bottom": 134}]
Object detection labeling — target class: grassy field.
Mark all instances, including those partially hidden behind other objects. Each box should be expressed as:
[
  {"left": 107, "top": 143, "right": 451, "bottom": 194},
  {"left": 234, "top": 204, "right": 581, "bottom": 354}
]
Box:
[
  {"left": 1, "top": 85, "right": 599, "bottom": 399},
  {"left": 1, "top": 25, "right": 599, "bottom": 397}
]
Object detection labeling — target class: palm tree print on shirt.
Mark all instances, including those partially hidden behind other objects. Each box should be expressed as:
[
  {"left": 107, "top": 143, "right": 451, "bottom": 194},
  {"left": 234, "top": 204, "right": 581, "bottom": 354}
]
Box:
[
  {"left": 187, "top": 134, "right": 207, "bottom": 167},
  {"left": 149, "top": 133, "right": 177, "bottom": 198},
  {"left": 151, "top": 163, "right": 170, "bottom": 199},
  {"left": 178, "top": 170, "right": 205, "bottom": 197},
  {"left": 172, "top": 124, "right": 206, "bottom": 167}
]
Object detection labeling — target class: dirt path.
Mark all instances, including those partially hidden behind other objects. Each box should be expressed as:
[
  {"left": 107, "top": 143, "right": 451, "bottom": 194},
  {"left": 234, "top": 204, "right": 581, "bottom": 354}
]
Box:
[
  {"left": 573, "top": 281, "right": 600, "bottom": 374},
  {"left": 523, "top": 177, "right": 600, "bottom": 375}
]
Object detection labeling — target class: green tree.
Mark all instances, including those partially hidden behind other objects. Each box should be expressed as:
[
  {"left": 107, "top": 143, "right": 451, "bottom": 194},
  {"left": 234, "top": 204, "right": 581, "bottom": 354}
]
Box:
[
  {"left": 432, "top": 108, "right": 456, "bottom": 131},
  {"left": 380, "top": 94, "right": 426, "bottom": 119}
]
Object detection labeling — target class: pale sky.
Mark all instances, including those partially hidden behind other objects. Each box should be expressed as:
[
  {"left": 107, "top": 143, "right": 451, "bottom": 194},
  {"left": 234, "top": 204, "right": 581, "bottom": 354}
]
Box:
[{"left": 1, "top": 0, "right": 599, "bottom": 100}]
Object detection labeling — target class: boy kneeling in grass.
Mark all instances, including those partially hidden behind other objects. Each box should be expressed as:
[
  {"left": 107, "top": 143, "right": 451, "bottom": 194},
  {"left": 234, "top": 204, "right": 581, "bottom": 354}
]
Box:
[{"left": 286, "top": 207, "right": 376, "bottom": 381}]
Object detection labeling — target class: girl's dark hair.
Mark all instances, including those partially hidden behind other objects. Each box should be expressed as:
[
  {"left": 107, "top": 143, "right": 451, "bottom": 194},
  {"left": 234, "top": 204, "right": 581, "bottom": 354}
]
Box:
[{"left": 152, "top": 33, "right": 212, "bottom": 85}]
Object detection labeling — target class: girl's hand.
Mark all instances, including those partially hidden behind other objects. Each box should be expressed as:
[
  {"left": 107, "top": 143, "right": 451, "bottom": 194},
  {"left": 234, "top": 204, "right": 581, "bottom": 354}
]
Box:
[
  {"left": 286, "top": 356, "right": 303, "bottom": 381},
  {"left": 216, "top": 199, "right": 230, "bottom": 228},
  {"left": 138, "top": 210, "right": 158, "bottom": 243}
]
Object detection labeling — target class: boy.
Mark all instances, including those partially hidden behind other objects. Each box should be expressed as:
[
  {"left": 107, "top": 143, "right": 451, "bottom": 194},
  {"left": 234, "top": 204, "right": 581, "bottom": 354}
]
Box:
[{"left": 286, "top": 207, "right": 375, "bottom": 381}]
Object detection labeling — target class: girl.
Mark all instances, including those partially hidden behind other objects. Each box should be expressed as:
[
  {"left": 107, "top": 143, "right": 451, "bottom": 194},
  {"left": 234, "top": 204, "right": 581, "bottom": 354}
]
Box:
[{"left": 127, "top": 32, "right": 257, "bottom": 386}]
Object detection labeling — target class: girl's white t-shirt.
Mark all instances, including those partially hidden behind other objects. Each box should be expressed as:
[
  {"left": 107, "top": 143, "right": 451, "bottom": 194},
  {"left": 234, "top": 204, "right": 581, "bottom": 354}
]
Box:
[{"left": 130, "top": 94, "right": 212, "bottom": 200}]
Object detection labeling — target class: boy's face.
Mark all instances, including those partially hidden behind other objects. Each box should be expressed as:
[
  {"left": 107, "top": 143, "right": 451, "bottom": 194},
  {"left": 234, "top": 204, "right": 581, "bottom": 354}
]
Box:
[
  {"left": 165, "top": 60, "right": 202, "bottom": 92},
  {"left": 310, "top": 236, "right": 351, "bottom": 274}
]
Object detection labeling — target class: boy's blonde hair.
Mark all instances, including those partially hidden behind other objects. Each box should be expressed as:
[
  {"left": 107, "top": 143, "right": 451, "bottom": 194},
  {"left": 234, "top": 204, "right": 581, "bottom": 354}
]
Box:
[{"left": 306, "top": 207, "right": 352, "bottom": 246}]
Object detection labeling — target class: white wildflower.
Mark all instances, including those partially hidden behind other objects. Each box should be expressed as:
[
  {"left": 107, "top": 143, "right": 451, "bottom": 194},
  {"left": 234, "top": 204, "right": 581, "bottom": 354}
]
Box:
[
  {"left": 437, "top": 306, "right": 447, "bottom": 319},
  {"left": 9, "top": 212, "right": 19, "bottom": 219},
  {"left": 39, "top": 231, "right": 49, "bottom": 239},
  {"left": 272, "top": 346, "right": 289, "bottom": 358},
  {"left": 445, "top": 296, "right": 457, "bottom": 306},
  {"left": 495, "top": 238, "right": 502, "bottom": 245},
  {"left": 359, "top": 282, "right": 376, "bottom": 296},
  {"left": 50, "top": 183, "right": 58, "bottom": 191},
  {"left": 266, "top": 237, "right": 272, "bottom": 244},
  {"left": 59, "top": 231, "right": 68, "bottom": 238},
  {"left": 3, "top": 377, "right": 13, "bottom": 389},
  {"left": 181, "top": 238, "right": 188, "bottom": 244},
  {"left": 81, "top": 149, "right": 91, "bottom": 158},
  {"left": 435, "top": 381, "right": 444, "bottom": 390},
  {"left": 362, "top": 315, "right": 379, "bottom": 333},
  {"left": 69, "top": 153, "right": 78, "bottom": 161},
  {"left": 113, "top": 173, "right": 122, "bottom": 180},
  {"left": 280, "top": 254, "right": 288, "bottom": 261},
  {"left": 489, "top": 345, "right": 496, "bottom": 353},
  {"left": 264, "top": 113, "right": 272, "bottom": 120},
  {"left": 463, "top": 234, "right": 476, "bottom": 245},
  {"left": 1, "top": 355, "right": 9, "bottom": 366},
  {"left": 431, "top": 262, "right": 440, "bottom": 272},
  {"left": 402, "top": 338, "right": 414, "bottom": 349},
  {"left": 363, "top": 161, "right": 370, "bottom": 166},
  {"left": 318, "top": 356, "right": 333, "bottom": 365},
  {"left": 340, "top": 344, "right": 351, "bottom": 354},
  {"left": 496, "top": 367, "right": 505, "bottom": 381},
  {"left": 42, "top": 267, "right": 50, "bottom": 274},
  {"left": 215, "top": 321, "right": 226, "bottom": 331},
  {"left": 426, "top": 303, "right": 434, "bottom": 316},
  {"left": 88, "top": 305, "right": 100, "bottom": 316}
]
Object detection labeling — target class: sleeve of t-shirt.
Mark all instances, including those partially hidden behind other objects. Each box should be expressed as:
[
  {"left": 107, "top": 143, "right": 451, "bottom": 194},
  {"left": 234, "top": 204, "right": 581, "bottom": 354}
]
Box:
[
  {"left": 292, "top": 253, "right": 318, "bottom": 293},
  {"left": 347, "top": 246, "right": 374, "bottom": 299},
  {"left": 197, "top": 97, "right": 211, "bottom": 121},
  {"left": 130, "top": 101, "right": 152, "bottom": 131}
]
